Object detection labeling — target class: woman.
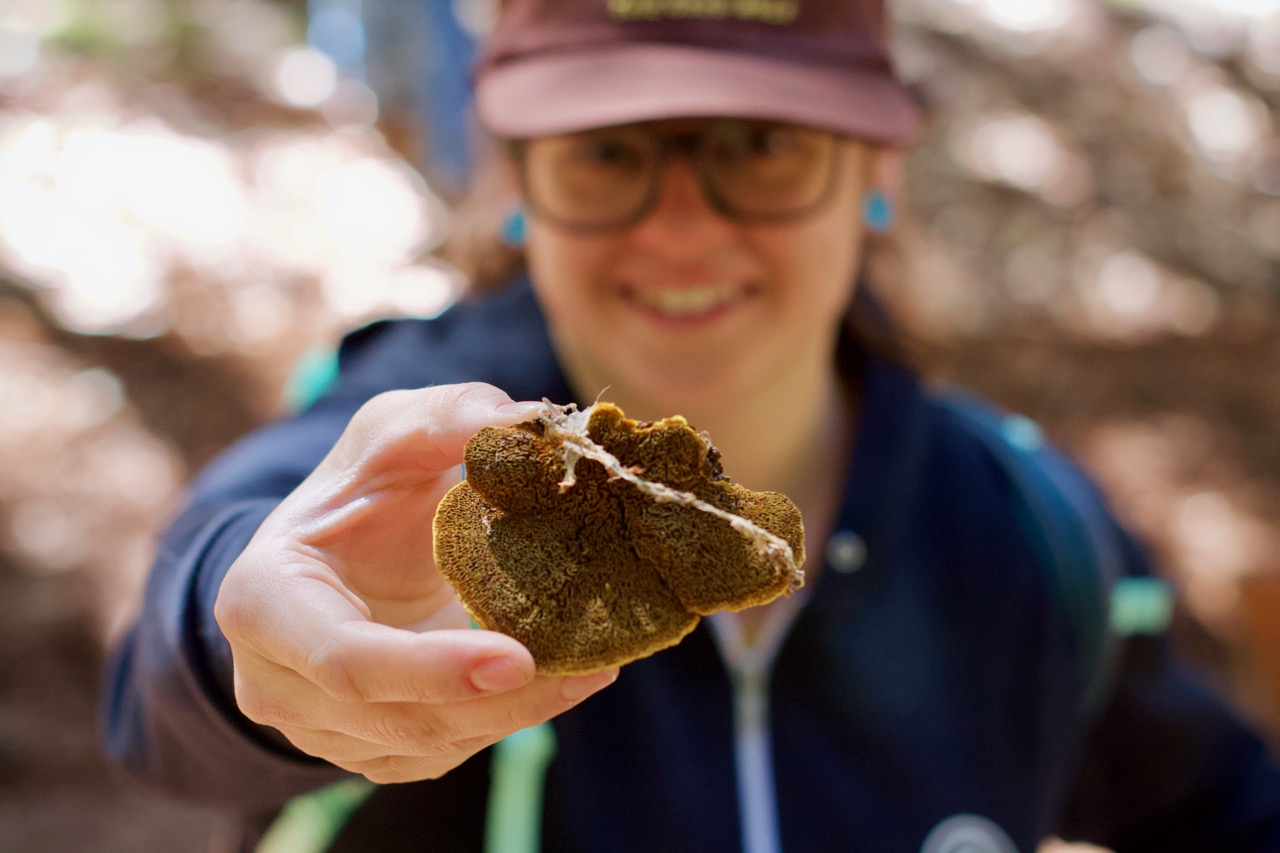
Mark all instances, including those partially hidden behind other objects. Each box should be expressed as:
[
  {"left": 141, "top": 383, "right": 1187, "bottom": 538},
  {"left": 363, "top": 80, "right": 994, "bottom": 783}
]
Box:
[{"left": 102, "top": 1, "right": 1280, "bottom": 851}]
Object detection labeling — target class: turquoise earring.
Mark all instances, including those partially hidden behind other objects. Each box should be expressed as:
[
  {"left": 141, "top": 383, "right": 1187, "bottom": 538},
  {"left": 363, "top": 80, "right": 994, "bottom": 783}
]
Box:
[
  {"left": 502, "top": 205, "right": 527, "bottom": 247},
  {"left": 862, "top": 190, "right": 895, "bottom": 233}
]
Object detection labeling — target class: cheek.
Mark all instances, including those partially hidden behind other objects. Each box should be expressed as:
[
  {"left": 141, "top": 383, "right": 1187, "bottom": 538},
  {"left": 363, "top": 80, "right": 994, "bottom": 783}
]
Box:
[
  {"left": 762, "top": 198, "right": 864, "bottom": 310},
  {"left": 525, "top": 228, "right": 569, "bottom": 294},
  {"left": 525, "top": 228, "right": 603, "bottom": 311},
  {"left": 817, "top": 173, "right": 868, "bottom": 275}
]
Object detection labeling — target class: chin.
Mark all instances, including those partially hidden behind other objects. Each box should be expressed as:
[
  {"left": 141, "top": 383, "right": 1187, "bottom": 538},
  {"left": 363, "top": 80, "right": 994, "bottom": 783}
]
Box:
[{"left": 616, "top": 361, "right": 748, "bottom": 418}]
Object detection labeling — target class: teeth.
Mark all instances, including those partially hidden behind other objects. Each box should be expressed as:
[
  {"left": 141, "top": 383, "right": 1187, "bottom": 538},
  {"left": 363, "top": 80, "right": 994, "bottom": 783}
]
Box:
[{"left": 635, "top": 285, "right": 738, "bottom": 316}]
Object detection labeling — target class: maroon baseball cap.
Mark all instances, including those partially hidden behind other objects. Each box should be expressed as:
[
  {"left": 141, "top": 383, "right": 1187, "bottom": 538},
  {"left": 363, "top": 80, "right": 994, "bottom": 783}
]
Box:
[{"left": 474, "top": 0, "right": 920, "bottom": 144}]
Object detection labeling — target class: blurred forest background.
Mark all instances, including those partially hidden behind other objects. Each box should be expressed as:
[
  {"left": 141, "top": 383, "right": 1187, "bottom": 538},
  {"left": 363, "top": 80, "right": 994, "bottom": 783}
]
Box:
[{"left": 0, "top": 0, "right": 1278, "bottom": 850}]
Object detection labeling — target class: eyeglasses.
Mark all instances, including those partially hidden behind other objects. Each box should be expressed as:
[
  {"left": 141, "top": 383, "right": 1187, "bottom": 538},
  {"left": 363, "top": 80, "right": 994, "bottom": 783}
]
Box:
[{"left": 510, "top": 120, "right": 844, "bottom": 234}]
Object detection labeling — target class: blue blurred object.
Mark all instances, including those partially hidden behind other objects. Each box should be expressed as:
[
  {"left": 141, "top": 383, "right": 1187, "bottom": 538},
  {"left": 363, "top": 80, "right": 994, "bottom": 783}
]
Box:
[
  {"left": 417, "top": 0, "right": 480, "bottom": 191},
  {"left": 282, "top": 345, "right": 340, "bottom": 411},
  {"left": 310, "top": 0, "right": 481, "bottom": 193},
  {"left": 1110, "top": 576, "right": 1175, "bottom": 636},
  {"left": 502, "top": 205, "right": 527, "bottom": 247},
  {"left": 862, "top": 189, "right": 895, "bottom": 232},
  {"left": 308, "top": 0, "right": 367, "bottom": 75}
]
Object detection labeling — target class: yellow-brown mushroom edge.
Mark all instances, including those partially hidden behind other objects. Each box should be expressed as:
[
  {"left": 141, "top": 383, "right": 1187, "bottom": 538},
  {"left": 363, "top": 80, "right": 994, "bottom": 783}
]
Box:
[{"left": 433, "top": 403, "right": 806, "bottom": 675}]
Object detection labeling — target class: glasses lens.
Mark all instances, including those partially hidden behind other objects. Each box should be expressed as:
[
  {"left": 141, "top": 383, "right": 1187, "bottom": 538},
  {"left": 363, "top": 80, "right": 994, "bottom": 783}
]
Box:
[
  {"left": 522, "top": 127, "right": 659, "bottom": 231},
  {"left": 700, "top": 121, "right": 838, "bottom": 220}
]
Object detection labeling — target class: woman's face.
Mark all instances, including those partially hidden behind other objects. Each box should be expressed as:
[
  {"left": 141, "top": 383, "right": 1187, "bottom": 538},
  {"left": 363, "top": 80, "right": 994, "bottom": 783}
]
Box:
[{"left": 520, "top": 119, "right": 874, "bottom": 417}]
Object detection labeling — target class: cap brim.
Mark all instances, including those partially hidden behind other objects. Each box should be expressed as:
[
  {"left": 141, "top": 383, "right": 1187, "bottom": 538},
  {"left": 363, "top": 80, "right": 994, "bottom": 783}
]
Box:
[{"left": 475, "top": 43, "right": 919, "bottom": 144}]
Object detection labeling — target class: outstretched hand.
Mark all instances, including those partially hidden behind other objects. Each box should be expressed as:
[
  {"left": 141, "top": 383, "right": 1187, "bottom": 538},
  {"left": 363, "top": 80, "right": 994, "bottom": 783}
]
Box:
[{"left": 215, "top": 383, "right": 618, "bottom": 783}]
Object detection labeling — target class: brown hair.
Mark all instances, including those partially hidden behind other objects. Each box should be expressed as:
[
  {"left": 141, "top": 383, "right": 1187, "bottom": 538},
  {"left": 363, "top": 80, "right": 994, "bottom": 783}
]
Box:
[{"left": 437, "top": 149, "right": 526, "bottom": 296}]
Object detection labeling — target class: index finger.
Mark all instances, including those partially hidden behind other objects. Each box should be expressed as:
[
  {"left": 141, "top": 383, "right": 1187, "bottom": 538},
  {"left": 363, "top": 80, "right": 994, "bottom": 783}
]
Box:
[
  {"left": 325, "top": 382, "right": 545, "bottom": 481},
  {"left": 303, "top": 621, "right": 538, "bottom": 704},
  {"left": 218, "top": 552, "right": 535, "bottom": 704}
]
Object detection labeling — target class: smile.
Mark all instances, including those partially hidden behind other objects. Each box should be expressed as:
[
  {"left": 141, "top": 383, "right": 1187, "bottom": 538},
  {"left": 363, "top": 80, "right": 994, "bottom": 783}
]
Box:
[{"left": 628, "top": 284, "right": 744, "bottom": 318}]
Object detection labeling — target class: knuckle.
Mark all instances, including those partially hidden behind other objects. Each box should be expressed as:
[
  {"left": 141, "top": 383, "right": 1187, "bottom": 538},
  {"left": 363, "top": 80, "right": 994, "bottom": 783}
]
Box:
[
  {"left": 446, "top": 381, "right": 500, "bottom": 409},
  {"left": 506, "top": 692, "right": 561, "bottom": 731},
  {"left": 348, "top": 390, "right": 407, "bottom": 443},
  {"left": 505, "top": 702, "right": 539, "bottom": 732},
  {"left": 348, "top": 388, "right": 427, "bottom": 451},
  {"left": 451, "top": 731, "right": 505, "bottom": 758},
  {"left": 328, "top": 756, "right": 372, "bottom": 776},
  {"left": 233, "top": 684, "right": 272, "bottom": 725},
  {"left": 422, "top": 383, "right": 499, "bottom": 431},
  {"left": 360, "top": 755, "right": 448, "bottom": 785},
  {"left": 304, "top": 641, "right": 362, "bottom": 703},
  {"left": 281, "top": 729, "right": 338, "bottom": 761},
  {"left": 418, "top": 733, "right": 474, "bottom": 760},
  {"left": 212, "top": 585, "right": 249, "bottom": 643},
  {"left": 235, "top": 684, "right": 294, "bottom": 729},
  {"left": 355, "top": 389, "right": 409, "bottom": 424},
  {"left": 369, "top": 707, "right": 450, "bottom": 750},
  {"left": 357, "top": 758, "right": 409, "bottom": 785}
]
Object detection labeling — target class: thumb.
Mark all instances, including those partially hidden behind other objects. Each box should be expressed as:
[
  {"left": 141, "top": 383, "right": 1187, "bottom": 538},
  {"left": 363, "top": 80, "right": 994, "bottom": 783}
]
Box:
[{"left": 326, "top": 382, "right": 544, "bottom": 478}]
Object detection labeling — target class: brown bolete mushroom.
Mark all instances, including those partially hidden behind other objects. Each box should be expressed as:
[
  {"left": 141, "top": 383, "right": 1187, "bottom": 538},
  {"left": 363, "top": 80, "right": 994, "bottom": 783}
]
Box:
[{"left": 433, "top": 401, "right": 806, "bottom": 675}]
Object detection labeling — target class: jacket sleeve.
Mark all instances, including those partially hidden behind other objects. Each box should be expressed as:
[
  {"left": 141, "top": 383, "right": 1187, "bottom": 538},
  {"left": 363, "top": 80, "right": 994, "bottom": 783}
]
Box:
[
  {"left": 100, "top": 395, "right": 361, "bottom": 808},
  {"left": 1059, "top": 527, "right": 1280, "bottom": 851}
]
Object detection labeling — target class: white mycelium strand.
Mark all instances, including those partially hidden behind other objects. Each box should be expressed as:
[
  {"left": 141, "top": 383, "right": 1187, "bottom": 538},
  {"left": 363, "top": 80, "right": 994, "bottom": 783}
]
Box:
[{"left": 536, "top": 400, "right": 802, "bottom": 590}]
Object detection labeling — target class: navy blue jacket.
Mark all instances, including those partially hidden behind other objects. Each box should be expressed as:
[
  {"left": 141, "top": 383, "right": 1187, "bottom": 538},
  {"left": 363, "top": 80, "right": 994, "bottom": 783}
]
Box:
[{"left": 102, "top": 280, "right": 1280, "bottom": 851}]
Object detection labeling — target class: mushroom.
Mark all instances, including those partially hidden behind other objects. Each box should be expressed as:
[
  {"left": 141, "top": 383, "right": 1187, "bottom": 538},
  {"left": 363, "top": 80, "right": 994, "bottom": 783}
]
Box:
[{"left": 433, "top": 401, "right": 806, "bottom": 675}]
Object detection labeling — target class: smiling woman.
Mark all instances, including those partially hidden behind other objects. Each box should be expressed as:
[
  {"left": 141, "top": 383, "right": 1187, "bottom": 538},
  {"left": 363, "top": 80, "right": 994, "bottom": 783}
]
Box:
[
  {"left": 99, "top": 1, "right": 1280, "bottom": 852},
  {"left": 522, "top": 133, "right": 869, "bottom": 462}
]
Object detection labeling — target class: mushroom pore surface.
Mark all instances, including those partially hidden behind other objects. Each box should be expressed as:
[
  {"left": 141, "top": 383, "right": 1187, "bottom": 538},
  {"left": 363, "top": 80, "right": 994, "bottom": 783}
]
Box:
[{"left": 432, "top": 401, "right": 806, "bottom": 675}]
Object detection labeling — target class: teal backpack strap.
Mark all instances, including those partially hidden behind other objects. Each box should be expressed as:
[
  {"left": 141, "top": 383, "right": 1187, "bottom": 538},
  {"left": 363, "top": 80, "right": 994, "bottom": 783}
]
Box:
[
  {"left": 937, "top": 392, "right": 1172, "bottom": 719},
  {"left": 256, "top": 778, "right": 376, "bottom": 853},
  {"left": 485, "top": 722, "right": 558, "bottom": 853},
  {"left": 254, "top": 724, "right": 557, "bottom": 853},
  {"left": 282, "top": 345, "right": 341, "bottom": 411}
]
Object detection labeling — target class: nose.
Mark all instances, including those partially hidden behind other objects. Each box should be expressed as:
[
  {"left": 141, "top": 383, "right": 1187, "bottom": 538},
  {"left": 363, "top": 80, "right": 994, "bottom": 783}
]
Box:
[{"left": 626, "top": 156, "right": 735, "bottom": 256}]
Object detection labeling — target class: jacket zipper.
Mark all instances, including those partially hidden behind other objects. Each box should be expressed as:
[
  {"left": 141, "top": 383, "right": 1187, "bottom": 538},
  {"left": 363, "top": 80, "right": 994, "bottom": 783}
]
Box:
[{"left": 710, "top": 591, "right": 808, "bottom": 853}]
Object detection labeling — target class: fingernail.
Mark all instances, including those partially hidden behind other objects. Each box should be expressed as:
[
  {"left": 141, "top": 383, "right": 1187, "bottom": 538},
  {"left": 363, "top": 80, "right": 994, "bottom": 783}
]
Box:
[
  {"left": 496, "top": 401, "right": 544, "bottom": 420},
  {"left": 560, "top": 669, "right": 619, "bottom": 702},
  {"left": 470, "top": 656, "right": 532, "bottom": 693}
]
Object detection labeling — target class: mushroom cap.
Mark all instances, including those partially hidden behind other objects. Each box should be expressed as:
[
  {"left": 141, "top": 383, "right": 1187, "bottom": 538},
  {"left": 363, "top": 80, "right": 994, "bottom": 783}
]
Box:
[{"left": 433, "top": 403, "right": 806, "bottom": 675}]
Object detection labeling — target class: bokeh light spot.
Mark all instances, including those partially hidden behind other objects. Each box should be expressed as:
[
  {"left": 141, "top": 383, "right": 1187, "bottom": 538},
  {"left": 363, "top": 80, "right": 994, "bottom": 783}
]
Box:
[{"left": 273, "top": 46, "right": 338, "bottom": 109}]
